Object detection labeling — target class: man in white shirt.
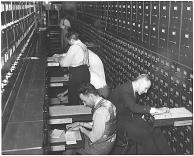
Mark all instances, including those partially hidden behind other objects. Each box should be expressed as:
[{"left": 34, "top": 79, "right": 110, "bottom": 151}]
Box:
[
  {"left": 54, "top": 32, "right": 90, "bottom": 105},
  {"left": 54, "top": 49, "right": 110, "bottom": 101},
  {"left": 66, "top": 83, "right": 117, "bottom": 155}
]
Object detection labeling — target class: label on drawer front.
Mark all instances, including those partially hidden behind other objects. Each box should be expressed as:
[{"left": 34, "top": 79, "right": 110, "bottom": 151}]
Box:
[
  {"left": 51, "top": 145, "right": 65, "bottom": 151},
  {"left": 49, "top": 118, "right": 72, "bottom": 124},
  {"left": 47, "top": 62, "right": 59, "bottom": 66},
  {"left": 50, "top": 83, "right": 63, "bottom": 87},
  {"left": 47, "top": 57, "right": 54, "bottom": 62},
  {"left": 174, "top": 120, "right": 192, "bottom": 127}
]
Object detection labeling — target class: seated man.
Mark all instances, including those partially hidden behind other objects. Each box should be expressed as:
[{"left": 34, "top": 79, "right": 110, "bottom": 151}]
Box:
[
  {"left": 109, "top": 74, "right": 172, "bottom": 154},
  {"left": 66, "top": 83, "right": 117, "bottom": 155}
]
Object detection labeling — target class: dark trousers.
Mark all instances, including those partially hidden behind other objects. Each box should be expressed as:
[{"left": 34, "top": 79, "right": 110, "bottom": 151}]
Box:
[
  {"left": 117, "top": 110, "right": 172, "bottom": 154},
  {"left": 68, "top": 65, "right": 90, "bottom": 105}
]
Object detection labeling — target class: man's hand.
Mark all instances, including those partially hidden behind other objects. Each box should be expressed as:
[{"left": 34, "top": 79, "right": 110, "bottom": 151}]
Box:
[
  {"left": 150, "top": 107, "right": 170, "bottom": 115},
  {"left": 52, "top": 54, "right": 61, "bottom": 57},
  {"left": 66, "top": 122, "right": 80, "bottom": 131}
]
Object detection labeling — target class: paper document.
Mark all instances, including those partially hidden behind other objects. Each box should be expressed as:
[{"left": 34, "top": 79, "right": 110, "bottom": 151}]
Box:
[
  {"left": 154, "top": 107, "right": 192, "bottom": 120},
  {"left": 50, "top": 129, "right": 65, "bottom": 138},
  {"left": 49, "top": 105, "right": 92, "bottom": 117},
  {"left": 65, "top": 131, "right": 77, "bottom": 145},
  {"left": 74, "top": 130, "right": 82, "bottom": 141},
  {"left": 50, "top": 130, "right": 66, "bottom": 143}
]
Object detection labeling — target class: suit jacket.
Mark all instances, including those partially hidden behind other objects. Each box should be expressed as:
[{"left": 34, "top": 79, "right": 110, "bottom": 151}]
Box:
[{"left": 109, "top": 81, "right": 151, "bottom": 115}]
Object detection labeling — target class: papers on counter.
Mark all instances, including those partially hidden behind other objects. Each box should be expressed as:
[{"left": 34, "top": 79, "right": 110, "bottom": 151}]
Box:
[
  {"left": 50, "top": 129, "right": 82, "bottom": 144},
  {"left": 50, "top": 129, "right": 65, "bottom": 139},
  {"left": 65, "top": 131, "right": 77, "bottom": 145},
  {"left": 154, "top": 107, "right": 192, "bottom": 120},
  {"left": 153, "top": 107, "right": 193, "bottom": 127}
]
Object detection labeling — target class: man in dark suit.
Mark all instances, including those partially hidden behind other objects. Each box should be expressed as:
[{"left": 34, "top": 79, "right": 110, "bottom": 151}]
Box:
[{"left": 109, "top": 74, "right": 172, "bottom": 154}]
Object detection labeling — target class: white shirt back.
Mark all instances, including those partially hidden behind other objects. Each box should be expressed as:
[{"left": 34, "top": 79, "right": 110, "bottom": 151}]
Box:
[{"left": 88, "top": 50, "right": 107, "bottom": 89}]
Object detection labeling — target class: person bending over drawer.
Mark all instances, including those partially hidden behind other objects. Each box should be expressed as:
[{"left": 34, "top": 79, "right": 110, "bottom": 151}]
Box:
[
  {"left": 55, "top": 49, "right": 109, "bottom": 102},
  {"left": 66, "top": 83, "right": 117, "bottom": 155},
  {"left": 53, "top": 32, "right": 90, "bottom": 105},
  {"left": 109, "top": 74, "right": 172, "bottom": 154}
]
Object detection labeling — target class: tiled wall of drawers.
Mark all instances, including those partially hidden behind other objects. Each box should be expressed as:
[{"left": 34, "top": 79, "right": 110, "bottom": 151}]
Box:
[{"left": 73, "top": 1, "right": 193, "bottom": 154}]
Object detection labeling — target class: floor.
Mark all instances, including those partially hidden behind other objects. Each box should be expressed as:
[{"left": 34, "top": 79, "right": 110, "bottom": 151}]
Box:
[{"left": 2, "top": 33, "right": 46, "bottom": 155}]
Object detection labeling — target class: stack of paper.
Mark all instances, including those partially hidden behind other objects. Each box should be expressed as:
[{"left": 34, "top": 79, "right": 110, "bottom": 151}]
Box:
[
  {"left": 65, "top": 131, "right": 77, "bottom": 145},
  {"left": 50, "top": 129, "right": 65, "bottom": 139}
]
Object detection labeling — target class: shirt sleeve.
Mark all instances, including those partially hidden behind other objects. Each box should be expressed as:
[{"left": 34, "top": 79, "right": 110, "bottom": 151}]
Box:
[
  {"left": 59, "top": 45, "right": 77, "bottom": 67},
  {"left": 121, "top": 84, "right": 151, "bottom": 114},
  {"left": 88, "top": 107, "right": 109, "bottom": 142}
]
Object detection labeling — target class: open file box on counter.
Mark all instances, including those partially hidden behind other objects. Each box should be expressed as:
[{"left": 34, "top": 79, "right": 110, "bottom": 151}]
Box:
[{"left": 153, "top": 107, "right": 193, "bottom": 127}]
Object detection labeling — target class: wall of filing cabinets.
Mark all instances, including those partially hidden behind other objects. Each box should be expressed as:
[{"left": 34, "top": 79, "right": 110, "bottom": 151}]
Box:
[
  {"left": 1, "top": 1, "right": 42, "bottom": 133},
  {"left": 74, "top": 1, "right": 193, "bottom": 154}
]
